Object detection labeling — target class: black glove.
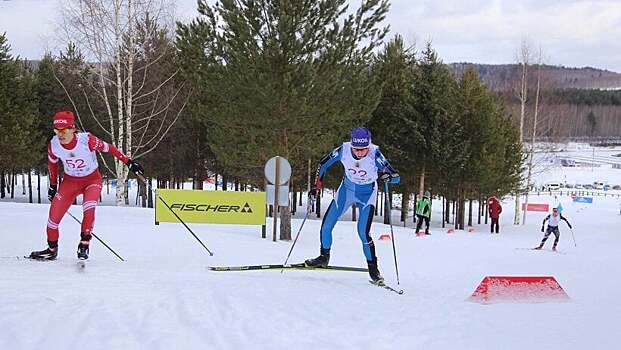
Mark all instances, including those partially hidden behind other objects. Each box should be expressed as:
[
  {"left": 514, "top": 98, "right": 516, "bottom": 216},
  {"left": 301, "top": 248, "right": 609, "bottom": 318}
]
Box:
[
  {"left": 127, "top": 159, "right": 144, "bottom": 176},
  {"left": 541, "top": 226, "right": 545, "bottom": 232},
  {"left": 379, "top": 173, "right": 392, "bottom": 183},
  {"left": 48, "top": 185, "right": 57, "bottom": 202}
]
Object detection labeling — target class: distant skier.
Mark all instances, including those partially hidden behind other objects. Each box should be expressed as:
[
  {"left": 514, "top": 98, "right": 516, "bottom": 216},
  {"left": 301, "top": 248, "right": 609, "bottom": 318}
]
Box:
[
  {"left": 414, "top": 191, "right": 432, "bottom": 235},
  {"left": 29, "top": 111, "right": 144, "bottom": 260},
  {"left": 305, "top": 127, "right": 400, "bottom": 284},
  {"left": 488, "top": 196, "right": 502, "bottom": 234},
  {"left": 535, "top": 207, "right": 572, "bottom": 251}
]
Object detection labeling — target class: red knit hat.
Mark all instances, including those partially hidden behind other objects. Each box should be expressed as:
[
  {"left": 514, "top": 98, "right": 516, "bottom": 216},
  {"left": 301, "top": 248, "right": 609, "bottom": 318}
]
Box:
[{"left": 53, "top": 111, "right": 75, "bottom": 129}]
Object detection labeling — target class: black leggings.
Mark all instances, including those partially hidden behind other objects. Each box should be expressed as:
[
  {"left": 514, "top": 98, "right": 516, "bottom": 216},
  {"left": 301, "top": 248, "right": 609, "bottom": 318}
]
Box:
[
  {"left": 490, "top": 217, "right": 499, "bottom": 233},
  {"left": 540, "top": 226, "right": 560, "bottom": 248},
  {"left": 415, "top": 215, "right": 430, "bottom": 234}
]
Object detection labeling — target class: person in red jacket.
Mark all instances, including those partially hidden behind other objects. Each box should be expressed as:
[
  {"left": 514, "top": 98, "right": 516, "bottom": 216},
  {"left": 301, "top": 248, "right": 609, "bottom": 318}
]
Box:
[
  {"left": 488, "top": 196, "right": 502, "bottom": 234},
  {"left": 29, "top": 111, "right": 144, "bottom": 260}
]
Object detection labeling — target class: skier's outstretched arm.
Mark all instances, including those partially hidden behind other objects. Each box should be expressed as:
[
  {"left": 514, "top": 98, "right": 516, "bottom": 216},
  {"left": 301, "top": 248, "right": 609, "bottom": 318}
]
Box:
[
  {"left": 375, "top": 149, "right": 400, "bottom": 184},
  {"left": 311, "top": 145, "right": 343, "bottom": 193},
  {"left": 47, "top": 144, "right": 60, "bottom": 200},
  {"left": 560, "top": 214, "right": 573, "bottom": 229},
  {"left": 541, "top": 215, "right": 550, "bottom": 232},
  {"left": 88, "top": 133, "right": 144, "bottom": 176}
]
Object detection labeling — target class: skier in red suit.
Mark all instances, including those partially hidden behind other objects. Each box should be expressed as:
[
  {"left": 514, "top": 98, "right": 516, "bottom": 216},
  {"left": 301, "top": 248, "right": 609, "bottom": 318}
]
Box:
[{"left": 29, "top": 111, "right": 144, "bottom": 260}]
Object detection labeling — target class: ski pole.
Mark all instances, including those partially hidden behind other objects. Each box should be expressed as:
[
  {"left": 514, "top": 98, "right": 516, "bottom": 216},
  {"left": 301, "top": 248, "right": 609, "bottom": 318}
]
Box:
[
  {"left": 134, "top": 172, "right": 213, "bottom": 256},
  {"left": 157, "top": 195, "right": 214, "bottom": 256},
  {"left": 281, "top": 195, "right": 315, "bottom": 273},
  {"left": 66, "top": 211, "right": 125, "bottom": 261},
  {"left": 384, "top": 182, "right": 400, "bottom": 285},
  {"left": 570, "top": 228, "right": 577, "bottom": 247}
]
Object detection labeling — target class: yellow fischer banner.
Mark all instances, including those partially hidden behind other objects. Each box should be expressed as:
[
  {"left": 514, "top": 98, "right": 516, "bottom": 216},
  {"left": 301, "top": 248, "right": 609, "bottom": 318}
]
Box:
[{"left": 155, "top": 189, "right": 266, "bottom": 225}]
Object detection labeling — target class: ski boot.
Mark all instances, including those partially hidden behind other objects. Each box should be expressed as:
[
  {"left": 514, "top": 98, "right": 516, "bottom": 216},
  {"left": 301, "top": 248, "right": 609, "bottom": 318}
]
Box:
[
  {"left": 534, "top": 245, "right": 543, "bottom": 250},
  {"left": 368, "top": 260, "right": 384, "bottom": 285},
  {"left": 29, "top": 241, "right": 58, "bottom": 260},
  {"left": 552, "top": 246, "right": 557, "bottom": 252},
  {"left": 305, "top": 248, "right": 330, "bottom": 268},
  {"left": 77, "top": 232, "right": 92, "bottom": 260}
]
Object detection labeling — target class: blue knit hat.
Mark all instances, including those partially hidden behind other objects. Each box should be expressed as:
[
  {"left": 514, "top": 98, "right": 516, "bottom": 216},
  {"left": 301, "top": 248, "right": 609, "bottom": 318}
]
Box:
[{"left": 351, "top": 127, "right": 371, "bottom": 147}]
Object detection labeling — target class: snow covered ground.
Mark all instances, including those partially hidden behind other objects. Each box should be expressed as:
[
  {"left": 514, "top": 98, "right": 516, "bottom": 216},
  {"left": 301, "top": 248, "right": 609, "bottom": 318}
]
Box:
[
  {"left": 2, "top": 190, "right": 621, "bottom": 349},
  {"left": 1, "top": 143, "right": 621, "bottom": 349}
]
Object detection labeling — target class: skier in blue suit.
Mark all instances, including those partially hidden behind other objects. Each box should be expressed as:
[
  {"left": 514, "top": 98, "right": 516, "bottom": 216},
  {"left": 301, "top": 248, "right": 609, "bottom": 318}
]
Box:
[{"left": 305, "top": 127, "right": 400, "bottom": 283}]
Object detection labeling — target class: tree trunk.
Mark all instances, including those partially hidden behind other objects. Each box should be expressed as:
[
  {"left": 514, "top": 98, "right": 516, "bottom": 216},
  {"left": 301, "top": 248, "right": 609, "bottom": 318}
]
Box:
[
  {"left": 28, "top": 172, "right": 33, "bottom": 203},
  {"left": 194, "top": 164, "right": 204, "bottom": 190},
  {"left": 382, "top": 190, "right": 388, "bottom": 224},
  {"left": 11, "top": 170, "right": 15, "bottom": 199},
  {"left": 413, "top": 193, "right": 417, "bottom": 223},
  {"left": 514, "top": 194, "right": 521, "bottom": 225},
  {"left": 418, "top": 166, "right": 425, "bottom": 196},
  {"left": 453, "top": 199, "right": 458, "bottom": 229},
  {"left": 352, "top": 203, "right": 357, "bottom": 221},
  {"left": 1, "top": 171, "right": 5, "bottom": 198},
  {"left": 147, "top": 178, "right": 153, "bottom": 208},
  {"left": 468, "top": 199, "right": 473, "bottom": 226},
  {"left": 279, "top": 205, "right": 292, "bottom": 240},
  {"left": 401, "top": 193, "right": 409, "bottom": 222},
  {"left": 478, "top": 194, "right": 482, "bottom": 224},
  {"left": 222, "top": 175, "right": 228, "bottom": 191},
  {"left": 115, "top": 163, "right": 129, "bottom": 206},
  {"left": 523, "top": 57, "right": 542, "bottom": 225},
  {"left": 140, "top": 179, "right": 147, "bottom": 207},
  {"left": 384, "top": 189, "right": 392, "bottom": 225},
  {"left": 315, "top": 189, "right": 321, "bottom": 218},
  {"left": 441, "top": 196, "right": 445, "bottom": 228},
  {"left": 37, "top": 172, "right": 41, "bottom": 204},
  {"left": 291, "top": 190, "right": 297, "bottom": 215},
  {"left": 22, "top": 173, "right": 26, "bottom": 195}
]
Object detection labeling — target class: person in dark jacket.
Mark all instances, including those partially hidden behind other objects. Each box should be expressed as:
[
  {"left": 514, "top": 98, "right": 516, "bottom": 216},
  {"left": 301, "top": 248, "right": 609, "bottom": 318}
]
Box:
[{"left": 488, "top": 196, "right": 502, "bottom": 234}]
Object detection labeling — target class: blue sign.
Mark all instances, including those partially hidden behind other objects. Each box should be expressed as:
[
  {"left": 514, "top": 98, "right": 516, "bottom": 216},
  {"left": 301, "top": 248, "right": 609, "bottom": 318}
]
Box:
[{"left": 573, "top": 196, "right": 593, "bottom": 204}]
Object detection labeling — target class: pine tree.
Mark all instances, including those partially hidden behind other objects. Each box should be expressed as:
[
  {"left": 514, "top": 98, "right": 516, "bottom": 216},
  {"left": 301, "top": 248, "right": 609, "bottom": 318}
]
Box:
[
  {"left": 409, "top": 42, "right": 460, "bottom": 197},
  {"left": 177, "top": 0, "right": 390, "bottom": 239}
]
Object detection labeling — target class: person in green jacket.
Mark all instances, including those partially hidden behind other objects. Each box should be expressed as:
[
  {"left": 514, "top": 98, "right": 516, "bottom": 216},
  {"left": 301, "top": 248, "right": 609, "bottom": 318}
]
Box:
[{"left": 415, "top": 191, "right": 432, "bottom": 235}]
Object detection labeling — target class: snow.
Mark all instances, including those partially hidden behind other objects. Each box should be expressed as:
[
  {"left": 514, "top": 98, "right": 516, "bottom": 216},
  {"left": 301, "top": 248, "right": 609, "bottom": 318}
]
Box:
[{"left": 2, "top": 146, "right": 621, "bottom": 349}]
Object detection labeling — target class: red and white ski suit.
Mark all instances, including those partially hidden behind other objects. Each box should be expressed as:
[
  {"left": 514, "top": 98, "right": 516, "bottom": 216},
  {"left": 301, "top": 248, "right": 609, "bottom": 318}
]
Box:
[{"left": 47, "top": 132, "right": 129, "bottom": 242}]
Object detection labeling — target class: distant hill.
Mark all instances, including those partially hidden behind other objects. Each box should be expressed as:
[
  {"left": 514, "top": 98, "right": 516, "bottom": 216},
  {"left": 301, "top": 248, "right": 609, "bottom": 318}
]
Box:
[{"left": 449, "top": 63, "right": 621, "bottom": 91}]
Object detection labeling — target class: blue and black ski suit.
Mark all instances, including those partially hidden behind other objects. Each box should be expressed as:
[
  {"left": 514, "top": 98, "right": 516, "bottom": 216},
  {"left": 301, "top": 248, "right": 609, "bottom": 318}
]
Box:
[{"left": 314, "top": 142, "right": 400, "bottom": 263}]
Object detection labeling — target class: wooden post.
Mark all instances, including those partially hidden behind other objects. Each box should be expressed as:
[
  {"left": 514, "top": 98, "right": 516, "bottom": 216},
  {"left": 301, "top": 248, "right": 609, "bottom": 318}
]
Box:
[{"left": 273, "top": 157, "right": 280, "bottom": 242}]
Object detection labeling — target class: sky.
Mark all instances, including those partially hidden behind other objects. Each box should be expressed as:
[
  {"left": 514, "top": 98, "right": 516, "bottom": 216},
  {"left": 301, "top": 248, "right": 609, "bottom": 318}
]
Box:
[{"left": 1, "top": 0, "right": 620, "bottom": 72}]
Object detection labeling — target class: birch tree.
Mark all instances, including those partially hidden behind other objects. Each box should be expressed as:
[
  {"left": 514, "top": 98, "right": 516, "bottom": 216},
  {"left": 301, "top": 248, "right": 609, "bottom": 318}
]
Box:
[
  {"left": 57, "top": 0, "right": 186, "bottom": 205},
  {"left": 512, "top": 40, "right": 532, "bottom": 225}
]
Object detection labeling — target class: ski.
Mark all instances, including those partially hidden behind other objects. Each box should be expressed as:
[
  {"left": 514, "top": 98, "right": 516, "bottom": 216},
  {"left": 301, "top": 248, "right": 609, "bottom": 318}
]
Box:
[
  {"left": 21, "top": 256, "right": 92, "bottom": 264},
  {"left": 515, "top": 248, "right": 566, "bottom": 255},
  {"left": 369, "top": 280, "right": 404, "bottom": 295},
  {"left": 208, "top": 263, "right": 368, "bottom": 272}
]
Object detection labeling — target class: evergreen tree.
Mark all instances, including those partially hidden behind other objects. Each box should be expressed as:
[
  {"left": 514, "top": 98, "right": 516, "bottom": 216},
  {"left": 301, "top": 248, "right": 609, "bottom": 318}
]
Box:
[
  {"left": 177, "top": 0, "right": 390, "bottom": 238},
  {"left": 410, "top": 42, "right": 460, "bottom": 196}
]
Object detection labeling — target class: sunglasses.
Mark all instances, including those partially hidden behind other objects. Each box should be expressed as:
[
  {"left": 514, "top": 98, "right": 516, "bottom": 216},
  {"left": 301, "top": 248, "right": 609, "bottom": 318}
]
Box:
[
  {"left": 352, "top": 147, "right": 369, "bottom": 152},
  {"left": 54, "top": 127, "right": 74, "bottom": 136}
]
